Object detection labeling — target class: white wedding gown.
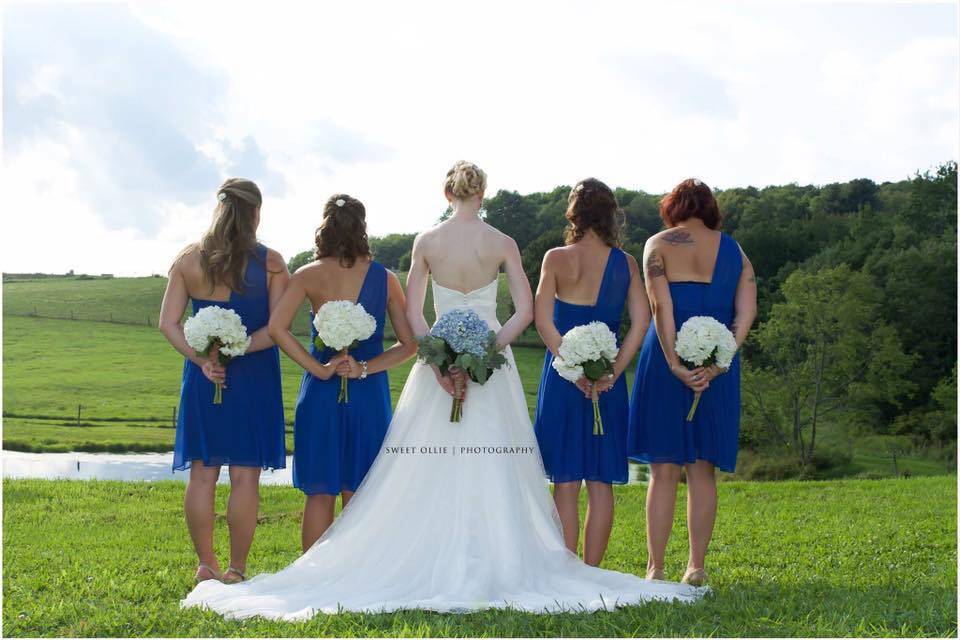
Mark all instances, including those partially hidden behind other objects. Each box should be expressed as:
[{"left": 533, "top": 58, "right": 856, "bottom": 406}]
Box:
[{"left": 182, "top": 279, "right": 705, "bottom": 620}]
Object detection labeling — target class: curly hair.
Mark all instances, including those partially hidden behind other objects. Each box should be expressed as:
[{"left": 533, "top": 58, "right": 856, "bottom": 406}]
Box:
[
  {"left": 190, "top": 178, "right": 262, "bottom": 294},
  {"left": 314, "top": 194, "right": 371, "bottom": 268},
  {"left": 444, "top": 160, "right": 487, "bottom": 199},
  {"left": 660, "top": 178, "right": 723, "bottom": 229},
  {"left": 564, "top": 178, "right": 623, "bottom": 247}
]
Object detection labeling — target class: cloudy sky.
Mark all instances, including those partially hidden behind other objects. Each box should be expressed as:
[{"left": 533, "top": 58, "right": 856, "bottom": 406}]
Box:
[{"left": 3, "top": 1, "right": 957, "bottom": 275}]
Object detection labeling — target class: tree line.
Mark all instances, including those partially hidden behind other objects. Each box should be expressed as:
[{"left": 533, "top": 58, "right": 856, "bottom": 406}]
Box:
[{"left": 289, "top": 162, "right": 958, "bottom": 469}]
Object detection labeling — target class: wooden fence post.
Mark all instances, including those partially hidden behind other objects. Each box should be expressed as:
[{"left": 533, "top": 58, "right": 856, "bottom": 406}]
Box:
[
  {"left": 172, "top": 407, "right": 177, "bottom": 428},
  {"left": 76, "top": 404, "right": 82, "bottom": 428}
]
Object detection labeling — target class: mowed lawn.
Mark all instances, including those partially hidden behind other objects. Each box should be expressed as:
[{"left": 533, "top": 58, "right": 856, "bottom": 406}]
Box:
[
  {"left": 2, "top": 476, "right": 955, "bottom": 637},
  {"left": 2, "top": 316, "right": 564, "bottom": 451}
]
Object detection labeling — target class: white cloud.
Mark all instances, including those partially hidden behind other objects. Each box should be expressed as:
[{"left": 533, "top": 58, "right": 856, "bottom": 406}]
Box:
[{"left": 3, "top": 0, "right": 957, "bottom": 274}]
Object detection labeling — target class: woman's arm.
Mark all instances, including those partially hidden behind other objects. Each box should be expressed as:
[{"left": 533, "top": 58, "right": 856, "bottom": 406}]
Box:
[
  {"left": 496, "top": 236, "right": 534, "bottom": 349},
  {"left": 533, "top": 250, "right": 563, "bottom": 356},
  {"left": 267, "top": 275, "right": 344, "bottom": 380},
  {"left": 607, "top": 253, "right": 649, "bottom": 383},
  {"left": 339, "top": 272, "right": 418, "bottom": 377},
  {"left": 732, "top": 246, "right": 757, "bottom": 348},
  {"left": 404, "top": 233, "right": 431, "bottom": 337},
  {"left": 158, "top": 262, "right": 225, "bottom": 385},
  {"left": 644, "top": 238, "right": 708, "bottom": 393},
  {"left": 247, "top": 249, "right": 290, "bottom": 353}
]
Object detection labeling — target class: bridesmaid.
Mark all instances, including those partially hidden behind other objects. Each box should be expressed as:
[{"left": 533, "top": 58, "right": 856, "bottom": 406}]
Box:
[
  {"left": 533, "top": 178, "right": 649, "bottom": 566},
  {"left": 159, "top": 178, "right": 289, "bottom": 584},
  {"left": 627, "top": 178, "right": 757, "bottom": 586},
  {"left": 268, "top": 194, "right": 417, "bottom": 552}
]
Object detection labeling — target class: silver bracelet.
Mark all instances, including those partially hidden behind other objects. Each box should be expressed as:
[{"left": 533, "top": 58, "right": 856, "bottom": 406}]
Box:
[{"left": 359, "top": 360, "right": 368, "bottom": 380}]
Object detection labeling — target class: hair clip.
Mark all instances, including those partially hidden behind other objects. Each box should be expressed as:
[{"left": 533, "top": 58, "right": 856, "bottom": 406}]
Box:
[
  {"left": 575, "top": 184, "right": 585, "bottom": 192},
  {"left": 693, "top": 179, "right": 703, "bottom": 186},
  {"left": 217, "top": 192, "right": 227, "bottom": 202},
  {"left": 335, "top": 198, "right": 346, "bottom": 207}
]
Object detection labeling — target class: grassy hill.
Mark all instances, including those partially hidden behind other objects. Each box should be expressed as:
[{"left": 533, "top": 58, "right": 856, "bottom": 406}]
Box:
[
  {"left": 2, "top": 276, "right": 952, "bottom": 479},
  {"left": 2, "top": 476, "right": 955, "bottom": 637}
]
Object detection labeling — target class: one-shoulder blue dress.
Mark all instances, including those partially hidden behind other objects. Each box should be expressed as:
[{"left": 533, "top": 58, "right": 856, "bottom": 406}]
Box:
[
  {"left": 173, "top": 244, "right": 287, "bottom": 471},
  {"left": 293, "top": 261, "right": 392, "bottom": 496},
  {"left": 627, "top": 232, "right": 743, "bottom": 472},
  {"left": 534, "top": 248, "right": 631, "bottom": 485}
]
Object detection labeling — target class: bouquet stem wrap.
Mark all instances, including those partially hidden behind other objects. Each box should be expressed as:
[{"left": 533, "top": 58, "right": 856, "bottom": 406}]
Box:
[
  {"left": 338, "top": 350, "right": 350, "bottom": 403},
  {"left": 591, "top": 386, "right": 603, "bottom": 436},
  {"left": 451, "top": 376, "right": 464, "bottom": 422},
  {"left": 686, "top": 392, "right": 702, "bottom": 422},
  {"left": 212, "top": 349, "right": 224, "bottom": 405}
]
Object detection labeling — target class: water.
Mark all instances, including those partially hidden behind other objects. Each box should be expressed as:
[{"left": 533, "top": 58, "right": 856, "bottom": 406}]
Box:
[
  {"left": 2, "top": 450, "right": 647, "bottom": 485},
  {"left": 2, "top": 450, "right": 294, "bottom": 484}
]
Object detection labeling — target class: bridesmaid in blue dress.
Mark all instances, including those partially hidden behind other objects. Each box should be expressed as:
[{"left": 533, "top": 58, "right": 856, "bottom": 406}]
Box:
[
  {"left": 268, "top": 194, "right": 418, "bottom": 552},
  {"left": 627, "top": 178, "right": 757, "bottom": 586},
  {"left": 159, "top": 178, "right": 290, "bottom": 585},
  {"left": 533, "top": 178, "right": 650, "bottom": 566}
]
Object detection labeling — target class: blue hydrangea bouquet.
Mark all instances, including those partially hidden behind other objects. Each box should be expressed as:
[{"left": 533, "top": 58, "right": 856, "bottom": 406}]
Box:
[{"left": 417, "top": 308, "right": 508, "bottom": 422}]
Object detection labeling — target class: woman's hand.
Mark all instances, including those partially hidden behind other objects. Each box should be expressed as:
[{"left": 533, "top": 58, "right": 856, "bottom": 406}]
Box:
[
  {"left": 702, "top": 364, "right": 726, "bottom": 383},
  {"left": 336, "top": 355, "right": 364, "bottom": 379},
  {"left": 671, "top": 363, "right": 710, "bottom": 393},
  {"left": 431, "top": 364, "right": 467, "bottom": 400},
  {"left": 200, "top": 356, "right": 227, "bottom": 388},
  {"left": 594, "top": 373, "right": 618, "bottom": 394},
  {"left": 575, "top": 377, "right": 593, "bottom": 398},
  {"left": 314, "top": 354, "right": 348, "bottom": 381}
]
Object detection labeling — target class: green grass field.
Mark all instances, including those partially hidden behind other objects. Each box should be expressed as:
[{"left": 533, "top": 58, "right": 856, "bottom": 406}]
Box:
[{"left": 2, "top": 476, "right": 955, "bottom": 637}]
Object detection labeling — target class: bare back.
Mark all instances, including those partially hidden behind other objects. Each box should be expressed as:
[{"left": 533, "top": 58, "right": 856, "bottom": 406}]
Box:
[
  {"left": 550, "top": 240, "right": 615, "bottom": 306},
  {"left": 650, "top": 225, "right": 723, "bottom": 283},
  {"left": 294, "top": 257, "right": 374, "bottom": 313},
  {"left": 416, "top": 217, "right": 507, "bottom": 293}
]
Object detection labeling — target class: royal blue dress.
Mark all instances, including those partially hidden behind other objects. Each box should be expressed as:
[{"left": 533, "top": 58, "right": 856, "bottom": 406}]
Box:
[
  {"left": 628, "top": 232, "right": 743, "bottom": 472},
  {"left": 293, "top": 261, "right": 392, "bottom": 496},
  {"left": 534, "top": 248, "right": 631, "bottom": 485},
  {"left": 173, "top": 244, "right": 287, "bottom": 471}
]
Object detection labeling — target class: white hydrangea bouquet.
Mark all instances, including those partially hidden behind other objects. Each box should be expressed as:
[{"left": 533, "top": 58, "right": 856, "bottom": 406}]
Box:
[
  {"left": 675, "top": 316, "right": 738, "bottom": 421},
  {"left": 313, "top": 300, "right": 377, "bottom": 403},
  {"left": 552, "top": 321, "right": 619, "bottom": 435},
  {"left": 183, "top": 305, "right": 252, "bottom": 404}
]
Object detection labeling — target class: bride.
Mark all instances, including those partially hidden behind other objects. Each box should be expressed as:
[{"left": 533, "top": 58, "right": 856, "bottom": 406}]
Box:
[{"left": 182, "top": 161, "right": 706, "bottom": 620}]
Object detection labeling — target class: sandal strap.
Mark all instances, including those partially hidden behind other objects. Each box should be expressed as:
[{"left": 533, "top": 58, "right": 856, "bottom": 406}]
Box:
[
  {"left": 196, "top": 563, "right": 220, "bottom": 578},
  {"left": 224, "top": 566, "right": 246, "bottom": 580}
]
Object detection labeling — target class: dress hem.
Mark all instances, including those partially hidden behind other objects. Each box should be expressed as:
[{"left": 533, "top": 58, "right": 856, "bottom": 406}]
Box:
[
  {"left": 173, "top": 456, "right": 287, "bottom": 473},
  {"left": 627, "top": 454, "right": 735, "bottom": 474}
]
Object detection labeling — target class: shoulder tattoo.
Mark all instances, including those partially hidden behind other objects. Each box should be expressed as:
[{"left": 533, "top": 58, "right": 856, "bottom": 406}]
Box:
[
  {"left": 645, "top": 250, "right": 666, "bottom": 278},
  {"left": 662, "top": 230, "right": 694, "bottom": 245}
]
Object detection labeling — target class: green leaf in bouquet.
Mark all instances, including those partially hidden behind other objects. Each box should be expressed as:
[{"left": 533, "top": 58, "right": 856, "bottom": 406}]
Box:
[
  {"left": 582, "top": 356, "right": 614, "bottom": 382},
  {"left": 417, "top": 335, "right": 453, "bottom": 373},
  {"left": 313, "top": 336, "right": 327, "bottom": 351}
]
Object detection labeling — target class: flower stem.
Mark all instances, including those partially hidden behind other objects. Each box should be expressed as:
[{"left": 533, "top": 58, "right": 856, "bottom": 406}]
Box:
[
  {"left": 214, "top": 381, "right": 222, "bottom": 405},
  {"left": 592, "top": 387, "right": 603, "bottom": 436},
  {"left": 686, "top": 392, "right": 702, "bottom": 422}
]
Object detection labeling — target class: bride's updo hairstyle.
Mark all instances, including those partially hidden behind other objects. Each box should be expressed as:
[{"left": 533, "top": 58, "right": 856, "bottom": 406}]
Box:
[
  {"left": 190, "top": 178, "right": 262, "bottom": 294},
  {"left": 315, "top": 194, "right": 371, "bottom": 268},
  {"left": 564, "top": 178, "right": 623, "bottom": 247},
  {"left": 660, "top": 178, "right": 723, "bottom": 229},
  {"left": 444, "top": 160, "right": 487, "bottom": 200}
]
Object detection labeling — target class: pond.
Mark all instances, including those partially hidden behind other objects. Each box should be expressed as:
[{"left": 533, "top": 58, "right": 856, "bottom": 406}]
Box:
[{"left": 2, "top": 450, "right": 648, "bottom": 485}]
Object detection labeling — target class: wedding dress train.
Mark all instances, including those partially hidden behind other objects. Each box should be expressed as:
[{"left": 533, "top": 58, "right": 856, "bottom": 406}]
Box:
[{"left": 182, "top": 279, "right": 705, "bottom": 620}]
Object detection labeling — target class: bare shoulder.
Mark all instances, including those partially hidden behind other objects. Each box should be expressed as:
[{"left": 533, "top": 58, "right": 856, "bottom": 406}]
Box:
[
  {"left": 542, "top": 245, "right": 570, "bottom": 267},
  {"left": 171, "top": 243, "right": 201, "bottom": 274},
  {"left": 385, "top": 269, "right": 403, "bottom": 289},
  {"left": 263, "top": 246, "right": 288, "bottom": 273},
  {"left": 484, "top": 224, "right": 519, "bottom": 254},
  {"left": 292, "top": 258, "right": 323, "bottom": 280},
  {"left": 622, "top": 250, "right": 640, "bottom": 275}
]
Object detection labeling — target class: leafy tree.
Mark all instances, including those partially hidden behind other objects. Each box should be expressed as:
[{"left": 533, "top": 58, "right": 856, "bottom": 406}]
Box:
[
  {"left": 369, "top": 234, "right": 415, "bottom": 270},
  {"left": 745, "top": 265, "right": 916, "bottom": 465},
  {"left": 287, "top": 250, "right": 314, "bottom": 272}
]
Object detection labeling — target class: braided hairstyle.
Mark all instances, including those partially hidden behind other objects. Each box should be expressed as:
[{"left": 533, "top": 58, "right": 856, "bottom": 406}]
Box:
[
  {"left": 444, "top": 160, "right": 487, "bottom": 200},
  {"left": 314, "top": 194, "right": 371, "bottom": 268},
  {"left": 564, "top": 177, "right": 623, "bottom": 247}
]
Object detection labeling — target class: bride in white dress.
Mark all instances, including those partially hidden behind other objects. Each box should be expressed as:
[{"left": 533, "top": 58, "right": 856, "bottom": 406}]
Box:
[{"left": 182, "top": 161, "right": 705, "bottom": 620}]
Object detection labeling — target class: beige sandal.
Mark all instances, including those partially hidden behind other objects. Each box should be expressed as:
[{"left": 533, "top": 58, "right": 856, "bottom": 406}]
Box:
[
  {"left": 220, "top": 566, "right": 246, "bottom": 584},
  {"left": 194, "top": 563, "right": 221, "bottom": 583},
  {"left": 681, "top": 568, "right": 708, "bottom": 587},
  {"left": 646, "top": 567, "right": 665, "bottom": 580}
]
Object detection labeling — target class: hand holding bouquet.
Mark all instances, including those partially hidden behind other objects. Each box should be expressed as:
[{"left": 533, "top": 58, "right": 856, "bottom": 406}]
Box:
[
  {"left": 674, "top": 316, "right": 738, "bottom": 421},
  {"left": 313, "top": 300, "right": 377, "bottom": 403},
  {"left": 184, "top": 305, "right": 252, "bottom": 404},
  {"left": 552, "top": 322, "right": 620, "bottom": 435},
  {"left": 417, "top": 308, "right": 508, "bottom": 422}
]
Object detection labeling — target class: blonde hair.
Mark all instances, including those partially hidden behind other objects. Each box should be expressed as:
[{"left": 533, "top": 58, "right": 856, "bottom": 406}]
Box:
[
  {"left": 173, "top": 178, "right": 262, "bottom": 294},
  {"left": 444, "top": 160, "right": 487, "bottom": 199}
]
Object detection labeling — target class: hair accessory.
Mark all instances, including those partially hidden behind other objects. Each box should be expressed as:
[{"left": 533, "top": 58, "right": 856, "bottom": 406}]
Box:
[
  {"left": 335, "top": 198, "right": 346, "bottom": 207},
  {"left": 693, "top": 179, "right": 703, "bottom": 186},
  {"left": 217, "top": 192, "right": 227, "bottom": 202},
  {"left": 575, "top": 184, "right": 585, "bottom": 192}
]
